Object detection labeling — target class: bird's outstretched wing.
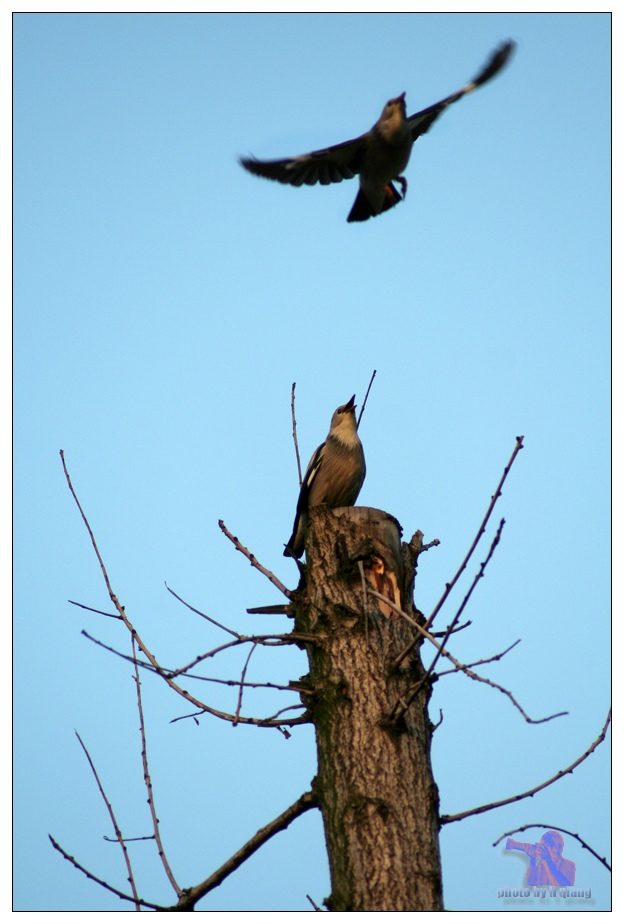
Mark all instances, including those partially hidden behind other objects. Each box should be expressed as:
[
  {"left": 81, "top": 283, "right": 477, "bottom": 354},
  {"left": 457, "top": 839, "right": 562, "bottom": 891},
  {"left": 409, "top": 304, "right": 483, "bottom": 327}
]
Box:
[
  {"left": 240, "top": 133, "right": 368, "bottom": 187},
  {"left": 407, "top": 40, "right": 516, "bottom": 140}
]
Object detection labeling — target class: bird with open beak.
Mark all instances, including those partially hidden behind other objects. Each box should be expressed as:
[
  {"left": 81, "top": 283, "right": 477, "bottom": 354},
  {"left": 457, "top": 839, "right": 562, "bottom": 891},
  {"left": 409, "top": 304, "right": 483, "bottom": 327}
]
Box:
[
  {"left": 241, "top": 40, "right": 515, "bottom": 222},
  {"left": 284, "top": 395, "right": 366, "bottom": 559}
]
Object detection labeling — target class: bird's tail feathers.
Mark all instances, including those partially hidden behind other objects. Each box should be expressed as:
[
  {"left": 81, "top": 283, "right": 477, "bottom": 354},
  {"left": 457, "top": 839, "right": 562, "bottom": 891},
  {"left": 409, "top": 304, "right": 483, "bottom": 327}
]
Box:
[{"left": 347, "top": 182, "right": 403, "bottom": 223}]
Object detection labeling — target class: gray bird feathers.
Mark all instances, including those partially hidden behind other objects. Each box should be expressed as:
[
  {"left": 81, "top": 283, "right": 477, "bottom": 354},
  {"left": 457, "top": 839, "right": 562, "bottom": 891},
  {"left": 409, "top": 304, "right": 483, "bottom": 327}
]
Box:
[
  {"left": 284, "top": 395, "right": 366, "bottom": 559},
  {"left": 240, "top": 40, "right": 515, "bottom": 222}
]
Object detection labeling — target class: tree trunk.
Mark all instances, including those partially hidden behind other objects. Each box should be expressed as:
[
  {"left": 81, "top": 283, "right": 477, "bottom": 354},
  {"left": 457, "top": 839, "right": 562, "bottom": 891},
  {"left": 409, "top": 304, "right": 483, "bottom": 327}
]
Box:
[{"left": 293, "top": 506, "right": 443, "bottom": 912}]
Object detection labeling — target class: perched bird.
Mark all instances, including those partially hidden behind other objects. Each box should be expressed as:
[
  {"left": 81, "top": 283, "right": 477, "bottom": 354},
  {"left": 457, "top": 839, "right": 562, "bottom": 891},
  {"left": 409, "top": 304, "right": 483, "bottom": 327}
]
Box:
[
  {"left": 284, "top": 395, "right": 366, "bottom": 559},
  {"left": 241, "top": 40, "right": 515, "bottom": 222}
]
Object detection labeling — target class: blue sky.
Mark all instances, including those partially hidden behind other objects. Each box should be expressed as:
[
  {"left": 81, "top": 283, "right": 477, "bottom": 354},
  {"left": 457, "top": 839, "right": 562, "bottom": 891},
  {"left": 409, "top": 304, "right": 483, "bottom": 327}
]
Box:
[{"left": 13, "top": 12, "right": 611, "bottom": 914}]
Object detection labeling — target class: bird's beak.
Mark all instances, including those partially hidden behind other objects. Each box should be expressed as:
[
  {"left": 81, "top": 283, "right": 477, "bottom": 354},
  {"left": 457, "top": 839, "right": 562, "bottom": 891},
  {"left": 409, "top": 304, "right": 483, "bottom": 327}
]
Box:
[{"left": 346, "top": 395, "right": 356, "bottom": 410}]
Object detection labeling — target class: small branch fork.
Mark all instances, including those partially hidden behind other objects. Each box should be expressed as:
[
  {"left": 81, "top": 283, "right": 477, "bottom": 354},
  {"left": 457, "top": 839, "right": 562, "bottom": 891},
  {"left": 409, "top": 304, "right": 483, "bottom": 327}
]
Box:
[
  {"left": 425, "top": 435, "right": 524, "bottom": 632},
  {"left": 492, "top": 823, "right": 611, "bottom": 873},
  {"left": 61, "top": 449, "right": 302, "bottom": 729},
  {"left": 74, "top": 732, "right": 141, "bottom": 910},
  {"left": 393, "top": 435, "right": 524, "bottom": 671},
  {"left": 167, "top": 791, "right": 318, "bottom": 911},
  {"left": 131, "top": 634, "right": 180, "bottom": 895},
  {"left": 56, "top": 450, "right": 319, "bottom": 909},
  {"left": 390, "top": 519, "right": 512, "bottom": 720},
  {"left": 50, "top": 790, "right": 318, "bottom": 911},
  {"left": 79, "top": 627, "right": 312, "bottom": 697},
  {"left": 441, "top": 708, "right": 611, "bottom": 825},
  {"left": 369, "top": 588, "right": 565, "bottom": 728}
]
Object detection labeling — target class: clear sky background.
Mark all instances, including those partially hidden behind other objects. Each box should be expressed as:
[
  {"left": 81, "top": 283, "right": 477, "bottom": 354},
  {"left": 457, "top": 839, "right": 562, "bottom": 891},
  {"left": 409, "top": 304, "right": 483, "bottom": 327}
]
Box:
[{"left": 14, "top": 11, "right": 611, "bottom": 914}]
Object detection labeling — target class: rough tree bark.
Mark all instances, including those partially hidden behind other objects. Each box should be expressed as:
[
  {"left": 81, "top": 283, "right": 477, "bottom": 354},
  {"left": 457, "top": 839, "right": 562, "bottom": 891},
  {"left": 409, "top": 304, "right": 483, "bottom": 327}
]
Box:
[{"left": 292, "top": 506, "right": 443, "bottom": 912}]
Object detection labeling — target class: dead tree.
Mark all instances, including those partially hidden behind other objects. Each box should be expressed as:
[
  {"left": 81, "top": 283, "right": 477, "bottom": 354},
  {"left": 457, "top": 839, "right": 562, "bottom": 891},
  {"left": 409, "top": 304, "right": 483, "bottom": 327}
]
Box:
[
  {"left": 296, "top": 506, "right": 442, "bottom": 911},
  {"left": 52, "top": 443, "right": 611, "bottom": 911}
]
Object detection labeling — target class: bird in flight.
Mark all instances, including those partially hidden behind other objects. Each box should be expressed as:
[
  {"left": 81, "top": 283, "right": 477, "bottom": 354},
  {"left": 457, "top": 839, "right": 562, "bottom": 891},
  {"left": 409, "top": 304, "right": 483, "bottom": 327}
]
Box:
[
  {"left": 240, "top": 40, "right": 515, "bottom": 223},
  {"left": 284, "top": 395, "right": 366, "bottom": 559}
]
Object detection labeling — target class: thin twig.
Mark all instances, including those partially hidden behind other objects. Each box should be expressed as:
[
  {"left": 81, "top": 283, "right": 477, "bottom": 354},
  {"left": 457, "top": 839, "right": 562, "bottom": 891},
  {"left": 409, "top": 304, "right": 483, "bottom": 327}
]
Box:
[
  {"left": 425, "top": 437, "right": 524, "bottom": 631},
  {"left": 233, "top": 642, "right": 257, "bottom": 726},
  {"left": 81, "top": 628, "right": 311, "bottom": 680},
  {"left": 367, "top": 589, "right": 566, "bottom": 727},
  {"left": 61, "top": 451, "right": 126, "bottom": 609},
  {"left": 356, "top": 369, "right": 376, "bottom": 429},
  {"left": 493, "top": 824, "right": 611, "bottom": 872},
  {"left": 291, "top": 382, "right": 303, "bottom": 487},
  {"left": 169, "top": 702, "right": 307, "bottom": 726},
  {"left": 81, "top": 629, "right": 310, "bottom": 728},
  {"left": 104, "top": 834, "right": 155, "bottom": 843},
  {"left": 394, "top": 435, "right": 524, "bottom": 668},
  {"left": 262, "top": 703, "right": 308, "bottom": 722},
  {"left": 165, "top": 583, "right": 240, "bottom": 638},
  {"left": 166, "top": 791, "right": 318, "bottom": 910},
  {"left": 74, "top": 733, "right": 140, "bottom": 911},
  {"left": 441, "top": 708, "right": 611, "bottom": 825},
  {"left": 395, "top": 436, "right": 524, "bottom": 666},
  {"left": 393, "top": 519, "right": 506, "bottom": 712},
  {"left": 49, "top": 836, "right": 163, "bottom": 910},
  {"left": 132, "top": 635, "right": 180, "bottom": 895},
  {"left": 435, "top": 638, "right": 521, "bottom": 677},
  {"left": 431, "top": 619, "right": 472, "bottom": 638},
  {"left": 307, "top": 894, "right": 323, "bottom": 911},
  {"left": 68, "top": 600, "right": 122, "bottom": 620},
  {"left": 218, "top": 519, "right": 293, "bottom": 599}
]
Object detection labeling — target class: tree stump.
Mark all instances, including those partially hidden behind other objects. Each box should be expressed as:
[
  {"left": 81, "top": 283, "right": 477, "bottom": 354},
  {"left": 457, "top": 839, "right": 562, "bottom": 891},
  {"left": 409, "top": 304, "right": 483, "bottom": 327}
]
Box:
[{"left": 292, "top": 506, "right": 443, "bottom": 911}]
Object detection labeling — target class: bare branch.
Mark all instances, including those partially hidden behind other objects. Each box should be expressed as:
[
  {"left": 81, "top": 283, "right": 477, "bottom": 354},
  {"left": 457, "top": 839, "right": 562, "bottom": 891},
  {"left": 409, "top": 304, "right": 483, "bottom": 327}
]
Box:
[
  {"left": 169, "top": 703, "right": 307, "bottom": 727},
  {"left": 61, "top": 456, "right": 299, "bottom": 729},
  {"left": 263, "top": 703, "right": 308, "bottom": 722},
  {"left": 49, "top": 835, "right": 163, "bottom": 910},
  {"left": 69, "top": 600, "right": 122, "bottom": 620},
  {"left": 393, "top": 437, "right": 522, "bottom": 671},
  {"left": 435, "top": 638, "right": 521, "bottom": 677},
  {"left": 367, "top": 589, "right": 565, "bottom": 727},
  {"left": 291, "top": 381, "right": 303, "bottom": 487},
  {"left": 492, "top": 824, "right": 611, "bottom": 873},
  {"left": 218, "top": 519, "right": 293, "bottom": 599},
  {"left": 233, "top": 642, "right": 257, "bottom": 726},
  {"left": 356, "top": 369, "right": 376, "bottom": 429},
  {"left": 424, "top": 436, "right": 524, "bottom": 632},
  {"left": 104, "top": 834, "right": 155, "bottom": 843},
  {"left": 393, "top": 488, "right": 509, "bottom": 678},
  {"left": 81, "top": 630, "right": 310, "bottom": 728},
  {"left": 166, "top": 791, "right": 318, "bottom": 910},
  {"left": 165, "top": 583, "right": 240, "bottom": 638},
  {"left": 441, "top": 708, "right": 611, "bottom": 825},
  {"left": 307, "top": 894, "right": 324, "bottom": 911},
  {"left": 131, "top": 635, "right": 180, "bottom": 895},
  {"left": 81, "top": 628, "right": 311, "bottom": 677},
  {"left": 393, "top": 518, "right": 506, "bottom": 703},
  {"left": 74, "top": 733, "right": 140, "bottom": 910},
  {"left": 431, "top": 619, "right": 472, "bottom": 638}
]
